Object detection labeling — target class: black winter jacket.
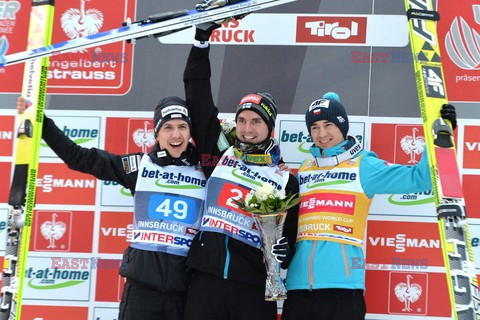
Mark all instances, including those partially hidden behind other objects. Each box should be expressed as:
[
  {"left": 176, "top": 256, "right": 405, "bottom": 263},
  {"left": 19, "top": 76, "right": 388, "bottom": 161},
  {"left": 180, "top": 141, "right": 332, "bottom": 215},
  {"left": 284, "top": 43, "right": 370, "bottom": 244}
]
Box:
[
  {"left": 42, "top": 116, "right": 193, "bottom": 292},
  {"left": 183, "top": 45, "right": 299, "bottom": 287}
]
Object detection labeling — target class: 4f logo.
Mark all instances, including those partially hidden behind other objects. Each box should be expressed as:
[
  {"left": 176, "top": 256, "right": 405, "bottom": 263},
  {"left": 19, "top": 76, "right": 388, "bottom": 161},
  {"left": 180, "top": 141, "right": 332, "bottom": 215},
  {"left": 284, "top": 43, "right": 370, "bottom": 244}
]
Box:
[{"left": 422, "top": 66, "right": 445, "bottom": 98}]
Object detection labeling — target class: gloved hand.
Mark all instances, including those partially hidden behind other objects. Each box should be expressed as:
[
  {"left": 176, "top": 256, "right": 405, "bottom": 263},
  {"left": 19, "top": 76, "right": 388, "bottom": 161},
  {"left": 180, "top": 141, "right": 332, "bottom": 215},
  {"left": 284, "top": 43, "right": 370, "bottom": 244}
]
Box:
[
  {"left": 195, "top": 22, "right": 222, "bottom": 42},
  {"left": 271, "top": 236, "right": 293, "bottom": 268},
  {"left": 440, "top": 103, "right": 457, "bottom": 130}
]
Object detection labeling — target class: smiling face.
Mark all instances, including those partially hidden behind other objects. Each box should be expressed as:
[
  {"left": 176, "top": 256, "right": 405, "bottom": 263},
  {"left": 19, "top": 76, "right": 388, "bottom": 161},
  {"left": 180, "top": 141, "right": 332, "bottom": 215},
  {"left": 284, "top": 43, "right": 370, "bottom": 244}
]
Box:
[
  {"left": 156, "top": 119, "right": 190, "bottom": 158},
  {"left": 235, "top": 110, "right": 270, "bottom": 144},
  {"left": 310, "top": 120, "right": 345, "bottom": 150}
]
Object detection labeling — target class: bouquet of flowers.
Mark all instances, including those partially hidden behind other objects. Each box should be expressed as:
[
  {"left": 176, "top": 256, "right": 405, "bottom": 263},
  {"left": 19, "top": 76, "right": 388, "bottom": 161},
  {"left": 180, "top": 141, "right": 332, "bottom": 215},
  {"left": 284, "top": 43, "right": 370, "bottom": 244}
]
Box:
[
  {"left": 235, "top": 182, "right": 299, "bottom": 301},
  {"left": 235, "top": 182, "right": 299, "bottom": 215},
  {"left": 220, "top": 118, "right": 237, "bottom": 145}
]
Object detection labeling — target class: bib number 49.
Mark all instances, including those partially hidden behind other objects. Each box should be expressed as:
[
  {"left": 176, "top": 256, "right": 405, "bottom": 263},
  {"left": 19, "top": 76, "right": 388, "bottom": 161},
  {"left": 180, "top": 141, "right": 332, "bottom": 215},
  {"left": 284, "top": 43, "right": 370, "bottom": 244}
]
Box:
[
  {"left": 148, "top": 194, "right": 198, "bottom": 224},
  {"left": 156, "top": 198, "right": 188, "bottom": 220}
]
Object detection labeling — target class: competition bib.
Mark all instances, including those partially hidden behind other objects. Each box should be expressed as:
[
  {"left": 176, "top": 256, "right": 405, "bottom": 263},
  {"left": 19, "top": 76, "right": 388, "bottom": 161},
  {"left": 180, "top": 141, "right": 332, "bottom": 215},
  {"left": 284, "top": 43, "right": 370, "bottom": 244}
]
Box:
[
  {"left": 297, "top": 155, "right": 372, "bottom": 247},
  {"left": 201, "top": 147, "right": 290, "bottom": 248},
  {"left": 131, "top": 155, "right": 206, "bottom": 256}
]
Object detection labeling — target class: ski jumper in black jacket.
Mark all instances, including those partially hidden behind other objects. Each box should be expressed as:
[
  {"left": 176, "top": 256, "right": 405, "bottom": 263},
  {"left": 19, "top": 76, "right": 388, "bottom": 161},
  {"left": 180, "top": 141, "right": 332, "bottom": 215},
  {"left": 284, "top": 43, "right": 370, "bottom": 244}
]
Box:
[
  {"left": 40, "top": 99, "right": 206, "bottom": 320},
  {"left": 183, "top": 43, "right": 299, "bottom": 320}
]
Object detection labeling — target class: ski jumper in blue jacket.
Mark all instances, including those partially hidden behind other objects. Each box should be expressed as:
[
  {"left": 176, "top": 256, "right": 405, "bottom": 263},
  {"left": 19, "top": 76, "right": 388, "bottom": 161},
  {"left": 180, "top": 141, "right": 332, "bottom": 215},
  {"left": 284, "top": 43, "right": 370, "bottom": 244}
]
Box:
[{"left": 281, "top": 93, "right": 455, "bottom": 320}]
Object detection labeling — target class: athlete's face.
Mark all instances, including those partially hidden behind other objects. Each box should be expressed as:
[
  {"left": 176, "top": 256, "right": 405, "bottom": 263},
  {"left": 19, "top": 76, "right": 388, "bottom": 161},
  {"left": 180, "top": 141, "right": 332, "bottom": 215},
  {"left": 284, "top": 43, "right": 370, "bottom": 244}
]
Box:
[
  {"left": 236, "top": 110, "right": 269, "bottom": 144},
  {"left": 156, "top": 119, "right": 191, "bottom": 158},
  {"left": 310, "top": 120, "right": 345, "bottom": 151}
]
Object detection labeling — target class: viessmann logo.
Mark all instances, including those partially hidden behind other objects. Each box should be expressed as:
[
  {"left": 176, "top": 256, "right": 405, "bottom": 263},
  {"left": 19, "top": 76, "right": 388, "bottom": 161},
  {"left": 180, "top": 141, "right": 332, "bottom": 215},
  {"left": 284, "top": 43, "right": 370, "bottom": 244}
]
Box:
[
  {"left": 368, "top": 234, "right": 440, "bottom": 253},
  {"left": 37, "top": 174, "right": 95, "bottom": 193},
  {"left": 296, "top": 16, "right": 367, "bottom": 44}
]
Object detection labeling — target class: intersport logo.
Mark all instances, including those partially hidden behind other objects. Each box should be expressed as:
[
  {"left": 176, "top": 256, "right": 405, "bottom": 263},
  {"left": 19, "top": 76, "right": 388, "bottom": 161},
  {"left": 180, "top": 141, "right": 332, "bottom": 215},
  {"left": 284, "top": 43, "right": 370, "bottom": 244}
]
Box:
[{"left": 296, "top": 16, "right": 367, "bottom": 44}]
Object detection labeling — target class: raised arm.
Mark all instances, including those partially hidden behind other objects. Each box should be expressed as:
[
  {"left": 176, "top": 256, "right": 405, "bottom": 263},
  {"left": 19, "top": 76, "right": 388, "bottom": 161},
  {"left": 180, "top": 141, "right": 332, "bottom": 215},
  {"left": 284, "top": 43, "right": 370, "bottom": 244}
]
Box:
[
  {"left": 17, "top": 97, "right": 138, "bottom": 191},
  {"left": 183, "top": 43, "right": 223, "bottom": 178}
]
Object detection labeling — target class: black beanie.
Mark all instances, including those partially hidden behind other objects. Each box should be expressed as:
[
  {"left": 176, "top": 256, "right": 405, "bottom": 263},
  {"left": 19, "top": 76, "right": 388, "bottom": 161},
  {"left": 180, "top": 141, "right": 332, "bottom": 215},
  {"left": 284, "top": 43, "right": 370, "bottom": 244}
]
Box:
[
  {"left": 235, "top": 92, "right": 278, "bottom": 133},
  {"left": 305, "top": 92, "right": 349, "bottom": 138},
  {"left": 153, "top": 96, "right": 191, "bottom": 136}
]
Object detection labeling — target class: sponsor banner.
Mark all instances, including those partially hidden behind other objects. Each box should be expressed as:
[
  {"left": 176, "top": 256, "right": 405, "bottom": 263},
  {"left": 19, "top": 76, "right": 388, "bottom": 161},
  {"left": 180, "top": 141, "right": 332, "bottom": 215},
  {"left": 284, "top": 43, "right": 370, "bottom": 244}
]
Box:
[
  {"left": 438, "top": 3, "right": 480, "bottom": 102},
  {"left": 0, "top": 115, "right": 14, "bottom": 156},
  {"left": 463, "top": 175, "right": 480, "bottom": 219},
  {"left": 31, "top": 210, "right": 94, "bottom": 252},
  {"left": 21, "top": 306, "right": 89, "bottom": 320},
  {"left": 94, "top": 307, "right": 120, "bottom": 320},
  {"left": 276, "top": 117, "right": 365, "bottom": 165},
  {"left": 24, "top": 256, "right": 91, "bottom": 301},
  {"left": 0, "top": 162, "right": 11, "bottom": 203},
  {"left": 371, "top": 123, "right": 458, "bottom": 165},
  {"left": 365, "top": 270, "right": 451, "bottom": 317},
  {"left": 0, "top": 0, "right": 29, "bottom": 92},
  {"left": 0, "top": 0, "right": 135, "bottom": 94},
  {"left": 105, "top": 117, "right": 155, "bottom": 154},
  {"left": 95, "top": 259, "right": 125, "bottom": 302},
  {"left": 470, "top": 223, "right": 480, "bottom": 270},
  {"left": 101, "top": 180, "right": 134, "bottom": 207},
  {"left": 98, "top": 211, "right": 133, "bottom": 254},
  {"left": 463, "top": 125, "right": 480, "bottom": 169},
  {"left": 36, "top": 163, "right": 96, "bottom": 205},
  {"left": 0, "top": 208, "right": 8, "bottom": 251},
  {"left": 46, "top": 0, "right": 135, "bottom": 94},
  {"left": 41, "top": 116, "right": 101, "bottom": 158},
  {"left": 365, "top": 221, "right": 444, "bottom": 267},
  {"left": 160, "top": 14, "right": 408, "bottom": 47},
  {"left": 368, "top": 192, "right": 436, "bottom": 217}
]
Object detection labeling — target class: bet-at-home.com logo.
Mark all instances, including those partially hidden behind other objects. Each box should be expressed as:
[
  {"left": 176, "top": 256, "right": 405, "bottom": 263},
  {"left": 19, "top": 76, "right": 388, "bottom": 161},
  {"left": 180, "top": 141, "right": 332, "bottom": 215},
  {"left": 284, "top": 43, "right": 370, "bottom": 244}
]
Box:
[
  {"left": 278, "top": 120, "right": 365, "bottom": 164},
  {"left": 41, "top": 116, "right": 101, "bottom": 158},
  {"left": 24, "top": 257, "right": 91, "bottom": 301}
]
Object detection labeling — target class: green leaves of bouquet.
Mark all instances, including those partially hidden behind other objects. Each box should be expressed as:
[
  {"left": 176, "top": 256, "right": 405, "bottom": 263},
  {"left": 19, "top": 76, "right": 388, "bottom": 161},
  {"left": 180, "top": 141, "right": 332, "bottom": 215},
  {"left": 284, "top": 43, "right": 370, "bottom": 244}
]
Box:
[
  {"left": 234, "top": 183, "right": 300, "bottom": 215},
  {"left": 220, "top": 118, "right": 237, "bottom": 145}
]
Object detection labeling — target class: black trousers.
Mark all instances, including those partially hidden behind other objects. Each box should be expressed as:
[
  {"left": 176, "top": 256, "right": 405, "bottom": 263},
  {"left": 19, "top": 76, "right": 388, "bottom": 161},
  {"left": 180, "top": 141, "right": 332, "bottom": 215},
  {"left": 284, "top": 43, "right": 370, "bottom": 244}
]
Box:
[
  {"left": 281, "top": 289, "right": 366, "bottom": 320},
  {"left": 184, "top": 271, "right": 278, "bottom": 320},
  {"left": 118, "top": 279, "right": 187, "bottom": 320}
]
